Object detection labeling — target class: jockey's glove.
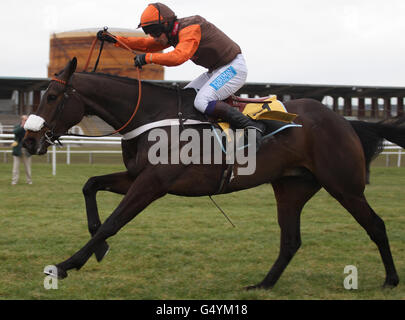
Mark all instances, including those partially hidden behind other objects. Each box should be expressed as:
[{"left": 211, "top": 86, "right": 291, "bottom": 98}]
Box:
[
  {"left": 134, "top": 54, "right": 147, "bottom": 69},
  {"left": 96, "top": 30, "right": 117, "bottom": 43}
]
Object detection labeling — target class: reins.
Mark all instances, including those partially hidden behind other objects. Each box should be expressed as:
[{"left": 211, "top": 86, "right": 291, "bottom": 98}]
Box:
[
  {"left": 50, "top": 30, "right": 236, "bottom": 228},
  {"left": 51, "top": 29, "right": 142, "bottom": 139}
]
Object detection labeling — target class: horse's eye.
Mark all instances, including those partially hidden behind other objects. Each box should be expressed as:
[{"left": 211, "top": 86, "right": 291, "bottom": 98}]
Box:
[{"left": 47, "top": 94, "right": 57, "bottom": 102}]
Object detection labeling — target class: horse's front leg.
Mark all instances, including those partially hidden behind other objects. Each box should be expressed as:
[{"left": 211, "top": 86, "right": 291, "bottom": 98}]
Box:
[
  {"left": 82, "top": 171, "right": 135, "bottom": 262},
  {"left": 52, "top": 166, "right": 178, "bottom": 279}
]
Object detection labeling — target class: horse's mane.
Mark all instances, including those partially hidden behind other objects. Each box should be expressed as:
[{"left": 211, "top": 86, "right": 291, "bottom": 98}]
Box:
[
  {"left": 77, "top": 71, "right": 184, "bottom": 93},
  {"left": 77, "top": 71, "right": 204, "bottom": 121}
]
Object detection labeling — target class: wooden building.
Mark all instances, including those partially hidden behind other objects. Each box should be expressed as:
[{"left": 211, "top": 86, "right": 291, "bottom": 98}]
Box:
[{"left": 48, "top": 28, "right": 164, "bottom": 80}]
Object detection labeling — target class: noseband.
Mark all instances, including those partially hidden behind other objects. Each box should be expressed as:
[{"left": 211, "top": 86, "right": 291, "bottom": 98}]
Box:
[
  {"left": 24, "top": 77, "right": 77, "bottom": 146},
  {"left": 43, "top": 77, "right": 76, "bottom": 146}
]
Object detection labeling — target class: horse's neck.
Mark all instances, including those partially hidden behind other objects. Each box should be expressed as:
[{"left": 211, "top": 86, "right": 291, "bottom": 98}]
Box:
[
  {"left": 74, "top": 73, "right": 142, "bottom": 130},
  {"left": 74, "top": 73, "right": 202, "bottom": 131}
]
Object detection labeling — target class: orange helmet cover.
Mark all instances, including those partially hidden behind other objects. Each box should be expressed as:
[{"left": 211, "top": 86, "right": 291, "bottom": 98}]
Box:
[{"left": 138, "top": 3, "right": 176, "bottom": 28}]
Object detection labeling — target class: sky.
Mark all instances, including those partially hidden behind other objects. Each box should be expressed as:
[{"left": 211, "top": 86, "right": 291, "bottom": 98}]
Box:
[{"left": 1, "top": 0, "right": 405, "bottom": 87}]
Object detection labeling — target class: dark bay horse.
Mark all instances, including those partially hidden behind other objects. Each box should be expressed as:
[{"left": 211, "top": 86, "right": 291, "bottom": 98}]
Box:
[{"left": 23, "top": 58, "right": 404, "bottom": 289}]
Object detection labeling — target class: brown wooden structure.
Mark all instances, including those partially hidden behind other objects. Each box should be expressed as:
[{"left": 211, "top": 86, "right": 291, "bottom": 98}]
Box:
[{"left": 48, "top": 28, "right": 164, "bottom": 80}]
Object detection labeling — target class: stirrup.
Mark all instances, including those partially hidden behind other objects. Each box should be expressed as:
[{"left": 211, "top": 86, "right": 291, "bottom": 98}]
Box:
[
  {"left": 243, "top": 126, "right": 264, "bottom": 152},
  {"left": 245, "top": 125, "right": 264, "bottom": 134}
]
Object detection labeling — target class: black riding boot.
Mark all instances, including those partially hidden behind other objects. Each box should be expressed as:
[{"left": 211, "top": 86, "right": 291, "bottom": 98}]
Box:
[{"left": 209, "top": 101, "right": 266, "bottom": 151}]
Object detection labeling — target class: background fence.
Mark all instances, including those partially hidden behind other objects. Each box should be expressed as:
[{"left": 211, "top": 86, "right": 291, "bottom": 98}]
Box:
[{"left": 1, "top": 133, "right": 404, "bottom": 175}]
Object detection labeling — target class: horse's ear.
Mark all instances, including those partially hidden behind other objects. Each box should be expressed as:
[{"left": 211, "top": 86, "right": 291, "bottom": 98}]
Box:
[{"left": 69, "top": 57, "right": 77, "bottom": 75}]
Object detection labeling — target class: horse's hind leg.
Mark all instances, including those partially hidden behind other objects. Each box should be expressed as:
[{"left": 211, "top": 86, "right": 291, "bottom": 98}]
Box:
[
  {"left": 247, "top": 174, "right": 321, "bottom": 290},
  {"left": 328, "top": 191, "right": 399, "bottom": 287},
  {"left": 82, "top": 171, "right": 135, "bottom": 262}
]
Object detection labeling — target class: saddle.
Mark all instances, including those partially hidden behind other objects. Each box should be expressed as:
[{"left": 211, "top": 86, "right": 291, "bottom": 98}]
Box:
[
  {"left": 219, "top": 95, "right": 298, "bottom": 135},
  {"left": 225, "top": 95, "right": 273, "bottom": 110},
  {"left": 224, "top": 95, "right": 297, "bottom": 122}
]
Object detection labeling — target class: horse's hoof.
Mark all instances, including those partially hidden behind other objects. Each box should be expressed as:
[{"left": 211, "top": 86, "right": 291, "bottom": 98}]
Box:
[
  {"left": 44, "top": 265, "right": 68, "bottom": 279},
  {"left": 383, "top": 276, "right": 399, "bottom": 289},
  {"left": 244, "top": 283, "right": 271, "bottom": 291},
  {"left": 245, "top": 285, "right": 259, "bottom": 291},
  {"left": 94, "top": 241, "right": 110, "bottom": 262}
]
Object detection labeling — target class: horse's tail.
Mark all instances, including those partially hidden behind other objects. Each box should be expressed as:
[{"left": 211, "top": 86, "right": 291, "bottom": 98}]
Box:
[
  {"left": 350, "top": 117, "right": 405, "bottom": 162},
  {"left": 349, "top": 117, "right": 405, "bottom": 182}
]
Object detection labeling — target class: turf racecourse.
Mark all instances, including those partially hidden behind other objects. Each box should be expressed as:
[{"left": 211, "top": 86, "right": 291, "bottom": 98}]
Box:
[{"left": 0, "top": 162, "right": 404, "bottom": 300}]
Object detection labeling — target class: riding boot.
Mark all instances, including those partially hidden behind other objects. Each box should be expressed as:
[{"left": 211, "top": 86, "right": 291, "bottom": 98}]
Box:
[{"left": 208, "top": 101, "right": 266, "bottom": 152}]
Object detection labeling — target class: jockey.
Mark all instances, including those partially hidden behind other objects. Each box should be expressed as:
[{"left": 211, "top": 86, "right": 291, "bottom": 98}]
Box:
[{"left": 97, "top": 2, "right": 264, "bottom": 150}]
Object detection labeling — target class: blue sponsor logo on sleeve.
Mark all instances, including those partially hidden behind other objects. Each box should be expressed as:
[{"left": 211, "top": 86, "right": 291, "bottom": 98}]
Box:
[{"left": 209, "top": 66, "right": 237, "bottom": 91}]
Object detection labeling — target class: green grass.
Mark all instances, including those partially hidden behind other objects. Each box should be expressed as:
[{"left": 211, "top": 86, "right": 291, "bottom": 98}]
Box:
[{"left": 0, "top": 160, "right": 404, "bottom": 300}]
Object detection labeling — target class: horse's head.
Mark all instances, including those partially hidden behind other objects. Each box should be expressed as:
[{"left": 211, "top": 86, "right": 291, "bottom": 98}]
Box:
[{"left": 23, "top": 57, "right": 85, "bottom": 155}]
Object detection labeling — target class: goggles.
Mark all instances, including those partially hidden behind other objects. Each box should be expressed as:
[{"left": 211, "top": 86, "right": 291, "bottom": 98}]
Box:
[{"left": 143, "top": 25, "right": 164, "bottom": 38}]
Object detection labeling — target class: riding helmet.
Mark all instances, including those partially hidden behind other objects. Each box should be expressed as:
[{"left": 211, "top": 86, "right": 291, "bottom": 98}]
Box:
[{"left": 138, "top": 2, "right": 177, "bottom": 36}]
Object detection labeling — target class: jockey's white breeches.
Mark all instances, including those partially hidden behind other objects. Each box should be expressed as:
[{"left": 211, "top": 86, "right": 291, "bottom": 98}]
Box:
[{"left": 184, "top": 54, "right": 248, "bottom": 113}]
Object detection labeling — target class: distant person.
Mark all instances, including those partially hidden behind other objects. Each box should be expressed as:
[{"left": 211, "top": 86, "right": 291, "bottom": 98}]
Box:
[
  {"left": 11, "top": 115, "right": 32, "bottom": 185},
  {"left": 97, "top": 2, "right": 264, "bottom": 150}
]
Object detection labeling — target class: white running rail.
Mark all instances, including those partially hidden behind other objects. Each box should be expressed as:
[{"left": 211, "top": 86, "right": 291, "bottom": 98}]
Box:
[{"left": 0, "top": 134, "right": 403, "bottom": 175}]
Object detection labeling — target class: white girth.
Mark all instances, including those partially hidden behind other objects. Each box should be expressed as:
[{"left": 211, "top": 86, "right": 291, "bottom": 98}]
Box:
[
  {"left": 121, "top": 119, "right": 211, "bottom": 140},
  {"left": 23, "top": 115, "right": 210, "bottom": 140}
]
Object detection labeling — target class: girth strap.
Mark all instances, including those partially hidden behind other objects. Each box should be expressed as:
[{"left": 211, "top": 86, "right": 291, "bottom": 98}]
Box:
[
  {"left": 215, "top": 163, "right": 234, "bottom": 194},
  {"left": 176, "top": 85, "right": 186, "bottom": 130}
]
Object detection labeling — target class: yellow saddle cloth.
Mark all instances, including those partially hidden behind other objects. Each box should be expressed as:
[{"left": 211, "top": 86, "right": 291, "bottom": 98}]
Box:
[{"left": 218, "top": 95, "right": 297, "bottom": 133}]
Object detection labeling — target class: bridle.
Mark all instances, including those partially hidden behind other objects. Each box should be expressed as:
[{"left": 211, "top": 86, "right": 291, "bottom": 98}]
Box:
[
  {"left": 41, "top": 77, "right": 77, "bottom": 146},
  {"left": 44, "top": 73, "right": 141, "bottom": 143},
  {"left": 41, "top": 30, "right": 143, "bottom": 145}
]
